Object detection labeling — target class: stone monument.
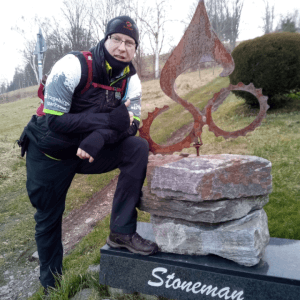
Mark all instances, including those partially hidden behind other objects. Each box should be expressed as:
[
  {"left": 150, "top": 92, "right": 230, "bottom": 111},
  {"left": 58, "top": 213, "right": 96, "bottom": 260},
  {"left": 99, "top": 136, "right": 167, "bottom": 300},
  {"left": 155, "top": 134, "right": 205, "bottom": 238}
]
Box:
[{"left": 139, "top": 154, "right": 272, "bottom": 266}]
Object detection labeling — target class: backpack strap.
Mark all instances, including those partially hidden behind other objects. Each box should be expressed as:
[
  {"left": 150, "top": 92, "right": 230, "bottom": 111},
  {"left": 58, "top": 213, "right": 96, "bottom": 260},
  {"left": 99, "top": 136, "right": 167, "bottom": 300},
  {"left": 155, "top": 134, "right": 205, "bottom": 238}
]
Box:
[
  {"left": 91, "top": 79, "right": 127, "bottom": 92},
  {"left": 69, "top": 51, "right": 92, "bottom": 95},
  {"left": 80, "top": 51, "right": 93, "bottom": 94},
  {"left": 64, "top": 51, "right": 127, "bottom": 95},
  {"left": 37, "top": 82, "right": 45, "bottom": 101}
]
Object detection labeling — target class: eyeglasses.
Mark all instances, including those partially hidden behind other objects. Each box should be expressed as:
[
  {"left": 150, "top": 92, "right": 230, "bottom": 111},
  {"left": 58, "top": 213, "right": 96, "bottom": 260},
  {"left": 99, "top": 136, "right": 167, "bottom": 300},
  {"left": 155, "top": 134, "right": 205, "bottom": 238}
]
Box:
[{"left": 109, "top": 35, "right": 136, "bottom": 49}]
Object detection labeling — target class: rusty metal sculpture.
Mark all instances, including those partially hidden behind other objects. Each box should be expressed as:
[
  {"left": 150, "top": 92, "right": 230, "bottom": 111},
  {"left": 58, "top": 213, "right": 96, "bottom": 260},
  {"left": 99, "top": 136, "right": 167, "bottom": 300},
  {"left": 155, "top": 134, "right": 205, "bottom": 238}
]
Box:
[{"left": 139, "top": 0, "right": 269, "bottom": 155}]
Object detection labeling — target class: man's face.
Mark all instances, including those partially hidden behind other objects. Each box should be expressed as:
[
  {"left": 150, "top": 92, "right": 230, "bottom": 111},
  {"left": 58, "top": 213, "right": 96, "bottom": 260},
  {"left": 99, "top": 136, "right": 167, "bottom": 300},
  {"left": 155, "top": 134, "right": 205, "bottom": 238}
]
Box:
[{"left": 104, "top": 33, "right": 136, "bottom": 62}]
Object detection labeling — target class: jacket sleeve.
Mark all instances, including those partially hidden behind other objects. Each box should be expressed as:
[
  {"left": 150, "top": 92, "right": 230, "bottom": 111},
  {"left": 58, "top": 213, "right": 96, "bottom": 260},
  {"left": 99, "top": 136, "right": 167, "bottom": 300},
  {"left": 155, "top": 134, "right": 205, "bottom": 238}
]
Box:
[
  {"left": 78, "top": 119, "right": 140, "bottom": 158},
  {"left": 47, "top": 103, "right": 131, "bottom": 134},
  {"left": 43, "top": 54, "right": 81, "bottom": 114},
  {"left": 78, "top": 128, "right": 120, "bottom": 158}
]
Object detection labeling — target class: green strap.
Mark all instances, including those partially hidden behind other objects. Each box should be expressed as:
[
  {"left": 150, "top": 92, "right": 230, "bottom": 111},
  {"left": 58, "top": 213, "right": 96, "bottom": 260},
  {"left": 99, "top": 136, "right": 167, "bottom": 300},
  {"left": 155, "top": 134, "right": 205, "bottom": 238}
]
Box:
[
  {"left": 43, "top": 153, "right": 62, "bottom": 161},
  {"left": 110, "top": 75, "right": 126, "bottom": 87},
  {"left": 133, "top": 116, "right": 141, "bottom": 122},
  {"left": 105, "top": 61, "right": 113, "bottom": 77},
  {"left": 44, "top": 109, "right": 64, "bottom": 116}
]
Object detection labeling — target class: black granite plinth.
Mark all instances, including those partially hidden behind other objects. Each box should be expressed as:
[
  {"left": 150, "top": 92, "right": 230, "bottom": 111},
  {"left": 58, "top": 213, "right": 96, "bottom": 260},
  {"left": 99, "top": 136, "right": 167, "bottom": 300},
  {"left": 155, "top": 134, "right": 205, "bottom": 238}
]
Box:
[{"left": 99, "top": 222, "right": 300, "bottom": 300}]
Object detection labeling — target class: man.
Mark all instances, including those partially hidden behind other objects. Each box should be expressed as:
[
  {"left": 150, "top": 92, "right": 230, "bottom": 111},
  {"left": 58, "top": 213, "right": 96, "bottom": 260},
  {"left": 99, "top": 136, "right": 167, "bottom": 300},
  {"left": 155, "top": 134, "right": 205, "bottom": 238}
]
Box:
[{"left": 26, "top": 16, "right": 158, "bottom": 291}]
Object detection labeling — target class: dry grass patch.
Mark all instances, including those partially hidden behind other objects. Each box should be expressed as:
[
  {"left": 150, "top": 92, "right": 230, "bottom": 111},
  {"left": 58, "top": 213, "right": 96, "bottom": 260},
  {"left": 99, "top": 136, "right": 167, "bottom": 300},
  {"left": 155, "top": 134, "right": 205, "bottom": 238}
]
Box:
[
  {"left": 0, "top": 85, "right": 38, "bottom": 104},
  {"left": 141, "top": 67, "right": 222, "bottom": 119},
  {"left": 0, "top": 141, "right": 26, "bottom": 192}
]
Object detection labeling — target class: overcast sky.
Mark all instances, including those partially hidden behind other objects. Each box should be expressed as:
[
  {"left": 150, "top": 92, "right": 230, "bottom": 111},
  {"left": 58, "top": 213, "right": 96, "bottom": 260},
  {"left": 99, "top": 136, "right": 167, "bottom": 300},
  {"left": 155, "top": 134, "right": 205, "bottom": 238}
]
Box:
[{"left": 0, "top": 0, "right": 299, "bottom": 83}]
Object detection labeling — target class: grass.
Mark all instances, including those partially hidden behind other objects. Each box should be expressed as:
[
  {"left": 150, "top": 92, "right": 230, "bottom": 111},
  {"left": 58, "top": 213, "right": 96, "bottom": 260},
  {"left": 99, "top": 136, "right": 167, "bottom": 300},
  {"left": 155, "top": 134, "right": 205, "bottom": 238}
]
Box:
[
  {"left": 1, "top": 70, "right": 300, "bottom": 299},
  {"left": 254, "top": 139, "right": 300, "bottom": 239}
]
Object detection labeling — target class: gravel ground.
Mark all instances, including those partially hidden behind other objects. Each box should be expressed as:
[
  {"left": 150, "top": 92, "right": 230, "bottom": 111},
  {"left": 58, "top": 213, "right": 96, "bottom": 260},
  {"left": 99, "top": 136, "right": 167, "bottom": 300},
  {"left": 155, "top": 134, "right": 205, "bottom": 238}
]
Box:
[{"left": 0, "top": 264, "right": 41, "bottom": 300}]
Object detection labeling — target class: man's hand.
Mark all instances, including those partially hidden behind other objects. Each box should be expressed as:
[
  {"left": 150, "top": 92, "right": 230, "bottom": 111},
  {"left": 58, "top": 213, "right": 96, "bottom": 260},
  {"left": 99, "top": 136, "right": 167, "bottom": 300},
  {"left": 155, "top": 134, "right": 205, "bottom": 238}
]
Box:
[
  {"left": 77, "top": 148, "right": 94, "bottom": 163},
  {"left": 125, "top": 99, "right": 134, "bottom": 126}
]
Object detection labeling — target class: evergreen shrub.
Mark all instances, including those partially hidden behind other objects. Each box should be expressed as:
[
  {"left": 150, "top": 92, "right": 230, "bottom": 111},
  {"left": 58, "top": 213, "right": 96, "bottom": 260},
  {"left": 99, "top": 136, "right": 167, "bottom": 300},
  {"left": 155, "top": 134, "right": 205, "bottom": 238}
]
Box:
[{"left": 229, "top": 32, "right": 300, "bottom": 108}]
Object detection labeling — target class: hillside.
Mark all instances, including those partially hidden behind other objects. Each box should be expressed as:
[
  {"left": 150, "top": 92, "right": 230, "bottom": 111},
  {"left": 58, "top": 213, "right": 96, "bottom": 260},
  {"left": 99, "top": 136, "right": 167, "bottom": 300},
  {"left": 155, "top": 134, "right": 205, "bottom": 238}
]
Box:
[{"left": 1, "top": 67, "right": 300, "bottom": 299}]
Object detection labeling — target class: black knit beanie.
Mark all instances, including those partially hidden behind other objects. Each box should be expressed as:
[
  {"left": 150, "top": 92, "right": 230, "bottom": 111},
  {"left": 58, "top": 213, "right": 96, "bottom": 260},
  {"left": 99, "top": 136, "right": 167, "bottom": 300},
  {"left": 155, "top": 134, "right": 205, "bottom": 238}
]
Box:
[{"left": 105, "top": 16, "right": 139, "bottom": 47}]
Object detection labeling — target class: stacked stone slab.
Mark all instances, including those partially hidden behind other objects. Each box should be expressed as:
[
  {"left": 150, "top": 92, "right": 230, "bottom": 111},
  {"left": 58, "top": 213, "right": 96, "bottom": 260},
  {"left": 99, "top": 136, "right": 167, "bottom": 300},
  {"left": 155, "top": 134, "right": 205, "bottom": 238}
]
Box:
[{"left": 139, "top": 154, "right": 272, "bottom": 267}]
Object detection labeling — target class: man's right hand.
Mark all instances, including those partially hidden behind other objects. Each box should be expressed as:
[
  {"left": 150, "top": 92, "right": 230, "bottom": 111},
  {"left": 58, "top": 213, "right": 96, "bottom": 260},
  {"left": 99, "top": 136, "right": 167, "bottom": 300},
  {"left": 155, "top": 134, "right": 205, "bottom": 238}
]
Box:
[{"left": 77, "top": 148, "right": 94, "bottom": 163}]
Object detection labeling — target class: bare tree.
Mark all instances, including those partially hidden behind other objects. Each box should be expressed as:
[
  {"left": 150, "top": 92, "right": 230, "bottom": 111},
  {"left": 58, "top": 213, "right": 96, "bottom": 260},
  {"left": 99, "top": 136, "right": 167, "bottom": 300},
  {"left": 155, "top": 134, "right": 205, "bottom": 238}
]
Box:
[
  {"left": 261, "top": 0, "right": 275, "bottom": 34},
  {"left": 292, "top": 10, "right": 300, "bottom": 31},
  {"left": 12, "top": 17, "right": 44, "bottom": 84},
  {"left": 89, "top": 0, "right": 129, "bottom": 41},
  {"left": 61, "top": 0, "right": 95, "bottom": 51},
  {"left": 208, "top": 0, "right": 229, "bottom": 42},
  {"left": 21, "top": 39, "right": 40, "bottom": 84},
  {"left": 137, "top": 0, "right": 169, "bottom": 79},
  {"left": 281, "top": 15, "right": 297, "bottom": 32},
  {"left": 225, "top": 0, "right": 244, "bottom": 49},
  {"left": 274, "top": 11, "right": 298, "bottom": 33},
  {"left": 188, "top": 0, "right": 228, "bottom": 41},
  {"left": 46, "top": 17, "right": 69, "bottom": 60},
  {"left": 11, "top": 0, "right": 100, "bottom": 89}
]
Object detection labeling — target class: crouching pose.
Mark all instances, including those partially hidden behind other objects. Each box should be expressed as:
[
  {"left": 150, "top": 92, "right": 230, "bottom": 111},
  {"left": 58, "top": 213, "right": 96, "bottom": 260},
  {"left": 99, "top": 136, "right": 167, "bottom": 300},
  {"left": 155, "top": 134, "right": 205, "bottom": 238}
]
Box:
[{"left": 25, "top": 16, "right": 158, "bottom": 291}]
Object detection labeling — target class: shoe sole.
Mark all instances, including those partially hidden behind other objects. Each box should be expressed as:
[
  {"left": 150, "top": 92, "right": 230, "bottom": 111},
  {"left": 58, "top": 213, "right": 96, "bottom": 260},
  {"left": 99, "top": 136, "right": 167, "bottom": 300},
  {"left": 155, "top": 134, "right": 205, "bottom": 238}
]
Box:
[{"left": 106, "top": 237, "right": 158, "bottom": 256}]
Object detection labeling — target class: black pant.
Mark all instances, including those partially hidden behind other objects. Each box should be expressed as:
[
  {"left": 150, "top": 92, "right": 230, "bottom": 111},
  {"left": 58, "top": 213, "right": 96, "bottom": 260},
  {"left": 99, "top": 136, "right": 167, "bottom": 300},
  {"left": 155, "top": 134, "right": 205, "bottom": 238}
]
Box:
[{"left": 26, "top": 136, "right": 149, "bottom": 288}]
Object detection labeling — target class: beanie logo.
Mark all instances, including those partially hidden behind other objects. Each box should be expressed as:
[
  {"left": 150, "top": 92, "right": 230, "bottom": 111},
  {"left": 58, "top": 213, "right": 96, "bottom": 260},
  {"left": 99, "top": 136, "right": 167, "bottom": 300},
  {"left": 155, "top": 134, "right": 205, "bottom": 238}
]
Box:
[{"left": 124, "top": 21, "right": 133, "bottom": 31}]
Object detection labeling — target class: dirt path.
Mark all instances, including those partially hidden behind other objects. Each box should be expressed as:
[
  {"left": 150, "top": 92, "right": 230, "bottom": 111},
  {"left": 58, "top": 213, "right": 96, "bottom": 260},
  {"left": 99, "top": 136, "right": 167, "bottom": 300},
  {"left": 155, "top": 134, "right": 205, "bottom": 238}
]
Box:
[{"left": 62, "top": 175, "right": 119, "bottom": 254}]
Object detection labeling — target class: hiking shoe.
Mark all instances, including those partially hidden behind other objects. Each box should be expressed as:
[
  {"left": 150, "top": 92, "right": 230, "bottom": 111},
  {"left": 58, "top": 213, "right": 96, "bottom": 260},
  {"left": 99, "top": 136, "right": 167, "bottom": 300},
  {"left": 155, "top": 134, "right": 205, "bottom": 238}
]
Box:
[{"left": 107, "top": 232, "right": 158, "bottom": 255}]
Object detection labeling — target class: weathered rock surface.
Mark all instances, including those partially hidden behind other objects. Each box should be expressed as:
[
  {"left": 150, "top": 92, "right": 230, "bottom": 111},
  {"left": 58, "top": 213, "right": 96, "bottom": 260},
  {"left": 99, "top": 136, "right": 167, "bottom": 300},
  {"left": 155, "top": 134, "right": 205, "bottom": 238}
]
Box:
[
  {"left": 151, "top": 209, "right": 270, "bottom": 266},
  {"left": 70, "top": 288, "right": 93, "bottom": 300},
  {"left": 88, "top": 264, "right": 100, "bottom": 273},
  {"left": 151, "top": 155, "right": 272, "bottom": 201},
  {"left": 139, "top": 186, "right": 269, "bottom": 223}
]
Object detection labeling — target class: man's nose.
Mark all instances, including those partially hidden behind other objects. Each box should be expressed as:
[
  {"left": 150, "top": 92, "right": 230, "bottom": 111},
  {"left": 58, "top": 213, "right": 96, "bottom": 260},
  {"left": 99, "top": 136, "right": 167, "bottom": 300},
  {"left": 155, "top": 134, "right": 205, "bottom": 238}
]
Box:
[{"left": 118, "top": 41, "right": 126, "bottom": 51}]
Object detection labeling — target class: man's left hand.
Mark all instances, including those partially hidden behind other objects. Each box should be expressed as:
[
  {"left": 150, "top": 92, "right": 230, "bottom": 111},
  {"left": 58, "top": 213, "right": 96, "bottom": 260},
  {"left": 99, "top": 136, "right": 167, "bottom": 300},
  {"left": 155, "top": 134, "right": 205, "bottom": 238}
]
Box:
[{"left": 77, "top": 148, "right": 94, "bottom": 163}]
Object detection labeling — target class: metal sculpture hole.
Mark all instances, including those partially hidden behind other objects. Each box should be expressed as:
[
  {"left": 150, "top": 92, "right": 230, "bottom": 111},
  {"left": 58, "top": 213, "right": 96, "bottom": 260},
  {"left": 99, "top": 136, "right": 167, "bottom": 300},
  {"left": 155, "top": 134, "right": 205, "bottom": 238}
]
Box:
[
  {"left": 211, "top": 91, "right": 258, "bottom": 132},
  {"left": 205, "top": 83, "right": 269, "bottom": 140}
]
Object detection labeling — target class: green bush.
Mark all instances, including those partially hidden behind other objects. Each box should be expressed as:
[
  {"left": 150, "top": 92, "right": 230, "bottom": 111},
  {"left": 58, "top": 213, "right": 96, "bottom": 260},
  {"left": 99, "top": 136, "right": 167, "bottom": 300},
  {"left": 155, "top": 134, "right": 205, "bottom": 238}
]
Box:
[
  {"left": 229, "top": 32, "right": 300, "bottom": 108},
  {"left": 287, "top": 91, "right": 300, "bottom": 100}
]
